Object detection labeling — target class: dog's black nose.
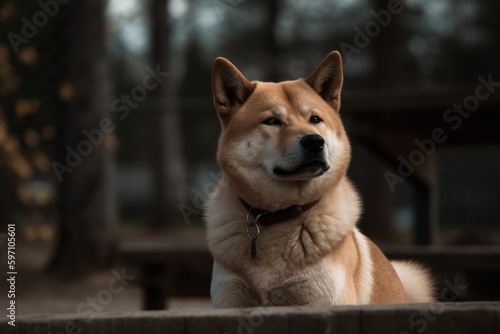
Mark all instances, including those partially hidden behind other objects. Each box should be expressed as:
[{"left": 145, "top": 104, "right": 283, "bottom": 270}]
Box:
[{"left": 300, "top": 134, "right": 325, "bottom": 153}]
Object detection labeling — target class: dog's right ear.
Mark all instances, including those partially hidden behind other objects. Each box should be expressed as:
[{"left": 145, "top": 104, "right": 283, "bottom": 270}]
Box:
[{"left": 212, "top": 57, "right": 255, "bottom": 121}]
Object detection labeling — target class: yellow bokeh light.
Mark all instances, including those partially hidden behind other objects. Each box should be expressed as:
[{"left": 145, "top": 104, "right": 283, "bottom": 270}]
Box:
[
  {"left": 34, "top": 187, "right": 55, "bottom": 207},
  {"left": 10, "top": 155, "right": 33, "bottom": 180},
  {"left": 39, "top": 224, "right": 54, "bottom": 241},
  {"left": 24, "top": 128, "right": 40, "bottom": 148},
  {"left": 18, "top": 47, "right": 38, "bottom": 65},
  {"left": 0, "top": 3, "right": 15, "bottom": 22},
  {"left": 3, "top": 136, "right": 19, "bottom": 153},
  {"left": 0, "top": 121, "right": 7, "bottom": 144},
  {"left": 15, "top": 99, "right": 32, "bottom": 117},
  {"left": 0, "top": 44, "right": 8, "bottom": 58},
  {"left": 24, "top": 224, "right": 38, "bottom": 241},
  {"left": 41, "top": 125, "right": 56, "bottom": 141},
  {"left": 59, "top": 82, "right": 75, "bottom": 101},
  {"left": 17, "top": 184, "right": 31, "bottom": 203},
  {"left": 104, "top": 133, "right": 120, "bottom": 151},
  {"left": 33, "top": 152, "right": 51, "bottom": 172},
  {"left": 15, "top": 99, "right": 40, "bottom": 117}
]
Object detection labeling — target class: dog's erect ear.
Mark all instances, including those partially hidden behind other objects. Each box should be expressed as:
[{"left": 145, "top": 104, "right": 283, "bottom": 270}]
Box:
[
  {"left": 305, "top": 51, "right": 343, "bottom": 111},
  {"left": 212, "top": 57, "right": 255, "bottom": 120}
]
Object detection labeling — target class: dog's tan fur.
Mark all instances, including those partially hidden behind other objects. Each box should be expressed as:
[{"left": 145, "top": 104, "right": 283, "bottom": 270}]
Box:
[{"left": 206, "top": 51, "right": 434, "bottom": 307}]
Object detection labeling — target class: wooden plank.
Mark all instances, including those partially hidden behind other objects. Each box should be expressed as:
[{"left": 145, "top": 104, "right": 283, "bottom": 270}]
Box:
[
  {"left": 119, "top": 245, "right": 500, "bottom": 271},
  {"left": 342, "top": 89, "right": 500, "bottom": 114},
  {"left": 4, "top": 302, "right": 500, "bottom": 334},
  {"left": 381, "top": 245, "right": 500, "bottom": 271},
  {"left": 120, "top": 247, "right": 212, "bottom": 265}
]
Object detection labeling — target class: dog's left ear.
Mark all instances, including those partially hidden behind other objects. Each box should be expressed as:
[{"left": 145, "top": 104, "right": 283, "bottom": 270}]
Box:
[{"left": 305, "top": 51, "right": 343, "bottom": 111}]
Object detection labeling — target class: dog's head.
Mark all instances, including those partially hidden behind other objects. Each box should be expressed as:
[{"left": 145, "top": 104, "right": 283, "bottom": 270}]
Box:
[{"left": 211, "top": 51, "right": 351, "bottom": 209}]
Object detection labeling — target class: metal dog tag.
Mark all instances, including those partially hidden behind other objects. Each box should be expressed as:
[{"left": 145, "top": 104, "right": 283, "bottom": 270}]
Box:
[
  {"left": 251, "top": 238, "right": 257, "bottom": 258},
  {"left": 246, "top": 220, "right": 260, "bottom": 259}
]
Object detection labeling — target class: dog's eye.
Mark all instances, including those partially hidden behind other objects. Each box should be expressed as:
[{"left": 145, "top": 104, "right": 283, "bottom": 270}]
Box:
[
  {"left": 310, "top": 115, "right": 323, "bottom": 124},
  {"left": 262, "top": 117, "right": 282, "bottom": 126}
]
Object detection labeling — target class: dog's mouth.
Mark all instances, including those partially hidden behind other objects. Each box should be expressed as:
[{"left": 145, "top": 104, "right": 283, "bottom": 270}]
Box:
[{"left": 273, "top": 160, "right": 330, "bottom": 179}]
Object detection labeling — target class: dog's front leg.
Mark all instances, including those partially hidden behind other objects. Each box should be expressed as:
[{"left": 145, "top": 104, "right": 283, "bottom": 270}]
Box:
[{"left": 211, "top": 261, "right": 260, "bottom": 308}]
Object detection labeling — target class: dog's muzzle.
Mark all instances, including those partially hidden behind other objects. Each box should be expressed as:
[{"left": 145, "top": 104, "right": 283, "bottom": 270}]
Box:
[{"left": 273, "top": 134, "right": 330, "bottom": 177}]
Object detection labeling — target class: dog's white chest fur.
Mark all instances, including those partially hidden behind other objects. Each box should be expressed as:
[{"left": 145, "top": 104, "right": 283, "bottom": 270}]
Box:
[
  {"left": 206, "top": 177, "right": 366, "bottom": 307},
  {"left": 211, "top": 256, "right": 349, "bottom": 307}
]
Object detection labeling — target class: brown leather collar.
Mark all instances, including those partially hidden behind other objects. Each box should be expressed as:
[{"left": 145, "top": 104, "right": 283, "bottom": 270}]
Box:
[{"left": 239, "top": 197, "right": 320, "bottom": 226}]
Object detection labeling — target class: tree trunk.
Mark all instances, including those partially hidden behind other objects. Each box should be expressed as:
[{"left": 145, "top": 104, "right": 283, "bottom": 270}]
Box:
[
  {"left": 358, "top": 0, "right": 404, "bottom": 243},
  {"left": 48, "top": 0, "right": 117, "bottom": 276},
  {"left": 149, "top": 0, "right": 186, "bottom": 229},
  {"left": 371, "top": 0, "right": 403, "bottom": 88},
  {"left": 261, "top": 0, "right": 282, "bottom": 82}
]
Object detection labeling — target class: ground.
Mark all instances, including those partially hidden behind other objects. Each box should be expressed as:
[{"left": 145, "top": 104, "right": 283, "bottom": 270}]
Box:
[{"left": 0, "top": 228, "right": 211, "bottom": 317}]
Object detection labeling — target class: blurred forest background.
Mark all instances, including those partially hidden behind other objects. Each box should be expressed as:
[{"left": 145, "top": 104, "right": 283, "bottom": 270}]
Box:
[{"left": 0, "top": 0, "right": 499, "bottom": 305}]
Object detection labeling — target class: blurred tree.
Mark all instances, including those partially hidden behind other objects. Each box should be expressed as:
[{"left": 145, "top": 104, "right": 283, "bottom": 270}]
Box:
[
  {"left": 430, "top": 1, "right": 500, "bottom": 86},
  {"left": 355, "top": 0, "right": 405, "bottom": 244},
  {"left": 148, "top": 0, "right": 186, "bottom": 228},
  {"left": 48, "top": 0, "right": 117, "bottom": 276},
  {"left": 260, "top": 0, "right": 282, "bottom": 81},
  {"left": 371, "top": 0, "right": 403, "bottom": 88},
  {"left": 179, "top": 38, "right": 215, "bottom": 167},
  {"left": 0, "top": 1, "right": 58, "bottom": 241}
]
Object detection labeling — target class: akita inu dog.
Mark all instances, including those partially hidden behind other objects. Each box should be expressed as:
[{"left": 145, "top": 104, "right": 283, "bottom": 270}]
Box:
[{"left": 206, "top": 51, "right": 434, "bottom": 307}]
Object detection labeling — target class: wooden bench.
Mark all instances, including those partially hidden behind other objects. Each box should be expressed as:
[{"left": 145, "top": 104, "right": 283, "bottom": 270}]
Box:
[
  {"left": 119, "top": 244, "right": 500, "bottom": 309},
  {"left": 342, "top": 89, "right": 500, "bottom": 245},
  {"left": 119, "top": 245, "right": 212, "bottom": 310}
]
